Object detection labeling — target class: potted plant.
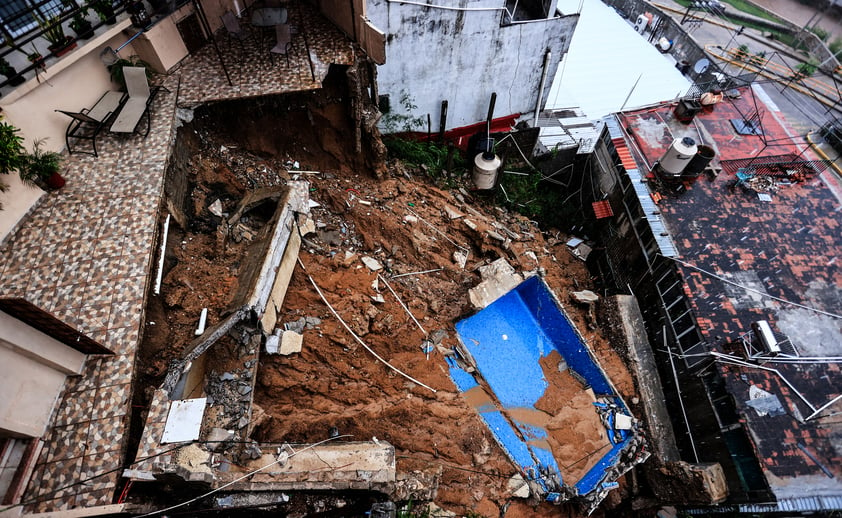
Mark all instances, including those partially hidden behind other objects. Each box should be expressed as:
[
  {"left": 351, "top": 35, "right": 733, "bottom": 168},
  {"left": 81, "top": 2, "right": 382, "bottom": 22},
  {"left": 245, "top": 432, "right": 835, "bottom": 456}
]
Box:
[
  {"left": 35, "top": 13, "right": 76, "bottom": 57},
  {"left": 0, "top": 119, "right": 25, "bottom": 177},
  {"left": 20, "top": 139, "right": 65, "bottom": 190},
  {"left": 0, "top": 56, "right": 25, "bottom": 86},
  {"left": 27, "top": 45, "right": 46, "bottom": 70},
  {"left": 69, "top": 7, "right": 95, "bottom": 40},
  {"left": 89, "top": 0, "right": 117, "bottom": 25}
]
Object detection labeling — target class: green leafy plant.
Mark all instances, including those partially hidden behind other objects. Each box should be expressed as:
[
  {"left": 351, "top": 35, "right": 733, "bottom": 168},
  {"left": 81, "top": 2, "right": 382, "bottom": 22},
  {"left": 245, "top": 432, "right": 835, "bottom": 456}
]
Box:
[
  {"left": 380, "top": 91, "right": 425, "bottom": 133},
  {"left": 0, "top": 57, "right": 15, "bottom": 78},
  {"left": 750, "top": 50, "right": 766, "bottom": 67},
  {"left": 0, "top": 119, "right": 25, "bottom": 176},
  {"left": 735, "top": 44, "right": 750, "bottom": 61},
  {"left": 69, "top": 6, "right": 94, "bottom": 37},
  {"left": 809, "top": 25, "right": 829, "bottom": 42},
  {"left": 830, "top": 37, "right": 842, "bottom": 58},
  {"left": 88, "top": 0, "right": 116, "bottom": 23},
  {"left": 33, "top": 12, "right": 68, "bottom": 49},
  {"left": 794, "top": 60, "right": 818, "bottom": 79},
  {"left": 19, "top": 139, "right": 63, "bottom": 187}
]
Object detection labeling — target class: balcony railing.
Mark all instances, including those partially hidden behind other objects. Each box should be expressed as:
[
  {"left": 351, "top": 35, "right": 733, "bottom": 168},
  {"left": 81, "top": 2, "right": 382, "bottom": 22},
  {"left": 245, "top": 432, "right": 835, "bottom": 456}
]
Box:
[{"left": 0, "top": 1, "right": 134, "bottom": 90}]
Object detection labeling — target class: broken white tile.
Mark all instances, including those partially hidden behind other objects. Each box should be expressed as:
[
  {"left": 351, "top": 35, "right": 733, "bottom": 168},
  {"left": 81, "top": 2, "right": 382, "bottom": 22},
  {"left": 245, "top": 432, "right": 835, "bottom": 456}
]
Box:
[
  {"left": 361, "top": 256, "right": 383, "bottom": 271},
  {"left": 443, "top": 204, "right": 464, "bottom": 220},
  {"left": 403, "top": 214, "right": 418, "bottom": 224},
  {"left": 463, "top": 219, "right": 478, "bottom": 231},
  {"left": 265, "top": 333, "right": 280, "bottom": 354},
  {"left": 208, "top": 199, "right": 223, "bottom": 217}
]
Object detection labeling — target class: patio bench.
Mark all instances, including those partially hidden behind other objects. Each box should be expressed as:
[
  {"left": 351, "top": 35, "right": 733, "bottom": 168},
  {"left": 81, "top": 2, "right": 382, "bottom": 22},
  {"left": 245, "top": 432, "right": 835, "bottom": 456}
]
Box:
[{"left": 55, "top": 90, "right": 126, "bottom": 157}]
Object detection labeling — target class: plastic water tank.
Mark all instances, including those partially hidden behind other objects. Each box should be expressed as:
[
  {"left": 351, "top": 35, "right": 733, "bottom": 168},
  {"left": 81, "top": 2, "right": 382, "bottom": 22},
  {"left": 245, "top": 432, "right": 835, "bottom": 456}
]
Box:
[
  {"left": 682, "top": 145, "right": 716, "bottom": 177},
  {"left": 658, "top": 137, "right": 697, "bottom": 176},
  {"left": 473, "top": 152, "right": 501, "bottom": 190}
]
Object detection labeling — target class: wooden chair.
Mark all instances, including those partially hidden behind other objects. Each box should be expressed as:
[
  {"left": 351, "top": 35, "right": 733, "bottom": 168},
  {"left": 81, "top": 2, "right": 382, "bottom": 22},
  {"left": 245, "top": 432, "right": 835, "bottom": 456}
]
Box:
[{"left": 55, "top": 90, "right": 126, "bottom": 157}]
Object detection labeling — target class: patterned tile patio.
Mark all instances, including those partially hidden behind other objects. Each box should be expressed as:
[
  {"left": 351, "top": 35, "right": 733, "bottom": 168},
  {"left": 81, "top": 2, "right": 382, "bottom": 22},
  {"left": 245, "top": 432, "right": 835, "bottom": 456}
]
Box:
[
  {"left": 0, "top": 6, "right": 355, "bottom": 512},
  {"left": 177, "top": 1, "right": 355, "bottom": 108}
]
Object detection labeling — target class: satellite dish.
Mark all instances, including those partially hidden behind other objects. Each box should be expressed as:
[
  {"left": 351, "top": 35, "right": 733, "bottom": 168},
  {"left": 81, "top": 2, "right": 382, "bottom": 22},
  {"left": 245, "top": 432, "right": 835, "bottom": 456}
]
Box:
[{"left": 693, "top": 58, "right": 711, "bottom": 74}]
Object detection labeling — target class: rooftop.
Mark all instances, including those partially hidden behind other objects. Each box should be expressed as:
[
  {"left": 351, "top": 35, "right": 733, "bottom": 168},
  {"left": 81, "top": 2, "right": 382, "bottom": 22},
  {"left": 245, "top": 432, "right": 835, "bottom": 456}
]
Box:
[{"left": 616, "top": 85, "right": 842, "bottom": 499}]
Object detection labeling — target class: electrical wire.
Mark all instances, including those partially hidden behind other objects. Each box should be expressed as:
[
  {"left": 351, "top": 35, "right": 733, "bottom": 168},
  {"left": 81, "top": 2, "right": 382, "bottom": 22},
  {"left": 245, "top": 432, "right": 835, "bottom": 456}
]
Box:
[
  {"left": 136, "top": 435, "right": 353, "bottom": 517},
  {"left": 296, "top": 257, "right": 437, "bottom": 393},
  {"left": 662, "top": 254, "right": 842, "bottom": 319},
  {"left": 0, "top": 441, "right": 244, "bottom": 513}
]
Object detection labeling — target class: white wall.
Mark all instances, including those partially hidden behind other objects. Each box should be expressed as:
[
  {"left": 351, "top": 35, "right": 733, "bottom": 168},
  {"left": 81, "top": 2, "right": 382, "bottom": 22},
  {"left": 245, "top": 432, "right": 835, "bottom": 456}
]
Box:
[
  {"left": 0, "top": 20, "right": 135, "bottom": 242},
  {"left": 368, "top": 0, "right": 578, "bottom": 132},
  {"left": 0, "top": 312, "right": 86, "bottom": 438}
]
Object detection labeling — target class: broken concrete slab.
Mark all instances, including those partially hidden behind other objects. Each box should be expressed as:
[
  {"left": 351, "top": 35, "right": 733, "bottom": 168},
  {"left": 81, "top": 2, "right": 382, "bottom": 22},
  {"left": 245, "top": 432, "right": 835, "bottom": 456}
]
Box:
[
  {"left": 507, "top": 473, "right": 530, "bottom": 498},
  {"left": 572, "top": 290, "right": 599, "bottom": 305},
  {"left": 443, "top": 204, "right": 464, "bottom": 220},
  {"left": 279, "top": 330, "right": 303, "bottom": 355},
  {"left": 361, "top": 256, "right": 383, "bottom": 271},
  {"left": 227, "top": 441, "right": 396, "bottom": 491},
  {"left": 260, "top": 227, "right": 301, "bottom": 333},
  {"left": 468, "top": 258, "right": 523, "bottom": 309}
]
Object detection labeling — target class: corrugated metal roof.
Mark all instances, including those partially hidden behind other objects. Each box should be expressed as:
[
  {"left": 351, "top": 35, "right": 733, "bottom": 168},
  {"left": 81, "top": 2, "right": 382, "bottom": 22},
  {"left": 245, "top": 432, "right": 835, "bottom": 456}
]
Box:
[
  {"left": 627, "top": 168, "right": 678, "bottom": 257},
  {"left": 536, "top": 108, "right": 602, "bottom": 154},
  {"left": 686, "top": 494, "right": 842, "bottom": 514}
]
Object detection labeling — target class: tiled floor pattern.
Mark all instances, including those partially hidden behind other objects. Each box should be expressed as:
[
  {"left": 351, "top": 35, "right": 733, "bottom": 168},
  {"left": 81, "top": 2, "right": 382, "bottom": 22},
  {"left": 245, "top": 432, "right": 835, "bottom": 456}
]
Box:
[
  {"left": 621, "top": 90, "right": 842, "bottom": 483},
  {"left": 0, "top": 74, "right": 178, "bottom": 513},
  {"left": 1, "top": 8, "right": 357, "bottom": 511},
  {"left": 177, "top": 1, "right": 355, "bottom": 108}
]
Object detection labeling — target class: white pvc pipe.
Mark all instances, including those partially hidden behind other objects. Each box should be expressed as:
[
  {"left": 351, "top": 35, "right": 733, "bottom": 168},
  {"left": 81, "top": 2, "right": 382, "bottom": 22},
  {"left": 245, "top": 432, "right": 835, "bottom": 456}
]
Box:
[
  {"left": 154, "top": 214, "right": 170, "bottom": 296},
  {"left": 195, "top": 308, "right": 208, "bottom": 336}
]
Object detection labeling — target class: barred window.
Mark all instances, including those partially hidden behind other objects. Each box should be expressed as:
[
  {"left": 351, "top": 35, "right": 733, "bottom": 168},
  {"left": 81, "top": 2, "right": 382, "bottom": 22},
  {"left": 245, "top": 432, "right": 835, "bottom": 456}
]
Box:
[{"left": 0, "top": 0, "right": 68, "bottom": 39}]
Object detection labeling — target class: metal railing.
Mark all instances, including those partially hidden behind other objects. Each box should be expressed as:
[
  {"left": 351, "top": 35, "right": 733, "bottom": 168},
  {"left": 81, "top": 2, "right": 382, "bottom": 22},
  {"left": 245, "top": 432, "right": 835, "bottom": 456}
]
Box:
[{"left": 0, "top": 1, "right": 129, "bottom": 89}]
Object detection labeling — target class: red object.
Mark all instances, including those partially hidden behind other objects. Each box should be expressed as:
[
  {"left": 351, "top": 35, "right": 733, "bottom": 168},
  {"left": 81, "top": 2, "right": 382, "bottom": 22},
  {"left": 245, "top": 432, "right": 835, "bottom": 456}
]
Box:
[
  {"left": 592, "top": 200, "right": 614, "bottom": 219},
  {"left": 45, "top": 171, "right": 65, "bottom": 189},
  {"left": 401, "top": 113, "right": 521, "bottom": 152}
]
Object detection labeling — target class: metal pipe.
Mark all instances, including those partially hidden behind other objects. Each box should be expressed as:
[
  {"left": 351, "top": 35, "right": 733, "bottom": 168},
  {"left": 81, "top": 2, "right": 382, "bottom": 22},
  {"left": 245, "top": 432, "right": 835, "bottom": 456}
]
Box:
[
  {"left": 533, "top": 49, "right": 551, "bottom": 127},
  {"left": 154, "top": 214, "right": 170, "bottom": 296}
]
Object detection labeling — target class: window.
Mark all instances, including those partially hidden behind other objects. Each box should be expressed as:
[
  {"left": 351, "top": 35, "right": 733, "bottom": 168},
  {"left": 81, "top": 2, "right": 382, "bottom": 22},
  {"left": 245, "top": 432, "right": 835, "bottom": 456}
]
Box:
[{"left": 0, "top": 0, "right": 67, "bottom": 39}]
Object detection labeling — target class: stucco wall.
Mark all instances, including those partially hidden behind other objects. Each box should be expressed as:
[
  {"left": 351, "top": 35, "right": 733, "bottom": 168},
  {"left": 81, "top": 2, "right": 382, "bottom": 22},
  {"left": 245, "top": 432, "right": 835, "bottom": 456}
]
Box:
[
  {"left": 0, "top": 311, "right": 86, "bottom": 438},
  {"left": 0, "top": 20, "right": 135, "bottom": 153},
  {"left": 368, "top": 0, "right": 578, "bottom": 131},
  {"left": 0, "top": 21, "right": 135, "bottom": 239}
]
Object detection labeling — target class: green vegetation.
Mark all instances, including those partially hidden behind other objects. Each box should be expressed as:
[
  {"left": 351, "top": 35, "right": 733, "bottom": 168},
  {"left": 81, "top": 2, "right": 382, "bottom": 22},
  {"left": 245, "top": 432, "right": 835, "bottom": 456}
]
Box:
[
  {"left": 794, "top": 59, "right": 818, "bottom": 78},
  {"left": 721, "top": 0, "right": 787, "bottom": 24},
  {"left": 809, "top": 25, "right": 830, "bottom": 42},
  {"left": 735, "top": 44, "right": 750, "bottom": 60},
  {"left": 385, "top": 137, "right": 468, "bottom": 185},
  {"left": 381, "top": 91, "right": 425, "bottom": 133},
  {"left": 829, "top": 37, "right": 842, "bottom": 58}
]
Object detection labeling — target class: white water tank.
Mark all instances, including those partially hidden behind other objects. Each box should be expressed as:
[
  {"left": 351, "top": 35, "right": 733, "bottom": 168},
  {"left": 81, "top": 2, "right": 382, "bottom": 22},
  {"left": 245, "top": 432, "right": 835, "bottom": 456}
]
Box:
[
  {"left": 473, "top": 152, "right": 501, "bottom": 190},
  {"left": 658, "top": 137, "right": 697, "bottom": 176},
  {"left": 635, "top": 14, "right": 648, "bottom": 33}
]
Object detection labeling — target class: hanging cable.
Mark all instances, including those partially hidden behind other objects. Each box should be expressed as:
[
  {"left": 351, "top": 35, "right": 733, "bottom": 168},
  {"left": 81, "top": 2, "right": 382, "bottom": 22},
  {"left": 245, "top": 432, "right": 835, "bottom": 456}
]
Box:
[
  {"left": 662, "top": 255, "right": 842, "bottom": 319},
  {"left": 136, "top": 435, "right": 353, "bottom": 517}
]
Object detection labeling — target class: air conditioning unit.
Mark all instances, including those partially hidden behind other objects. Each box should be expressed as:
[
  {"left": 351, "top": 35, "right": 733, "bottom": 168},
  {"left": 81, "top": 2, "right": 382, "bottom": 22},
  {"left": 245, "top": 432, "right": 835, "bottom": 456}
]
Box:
[{"left": 751, "top": 320, "right": 780, "bottom": 355}]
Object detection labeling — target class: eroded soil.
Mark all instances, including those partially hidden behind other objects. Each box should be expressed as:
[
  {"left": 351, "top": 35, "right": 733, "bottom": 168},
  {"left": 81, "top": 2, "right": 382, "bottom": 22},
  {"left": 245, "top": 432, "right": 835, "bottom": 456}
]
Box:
[{"left": 137, "top": 71, "right": 641, "bottom": 517}]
